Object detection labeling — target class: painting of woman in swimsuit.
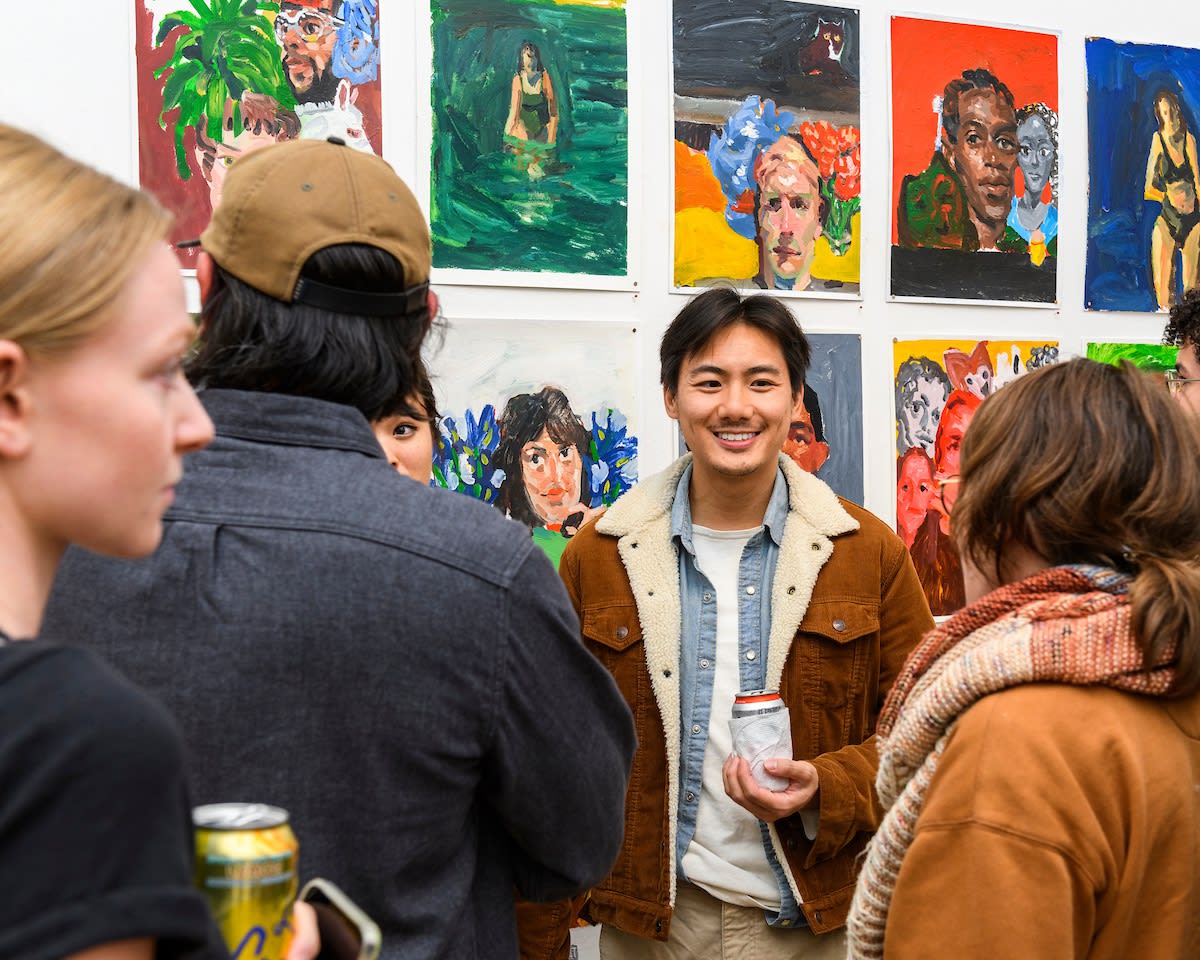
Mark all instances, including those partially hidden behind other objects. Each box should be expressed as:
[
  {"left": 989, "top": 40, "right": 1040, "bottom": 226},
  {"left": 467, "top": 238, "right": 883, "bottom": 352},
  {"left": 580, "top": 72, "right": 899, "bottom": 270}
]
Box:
[
  {"left": 504, "top": 40, "right": 558, "bottom": 179},
  {"left": 1146, "top": 88, "right": 1200, "bottom": 309}
]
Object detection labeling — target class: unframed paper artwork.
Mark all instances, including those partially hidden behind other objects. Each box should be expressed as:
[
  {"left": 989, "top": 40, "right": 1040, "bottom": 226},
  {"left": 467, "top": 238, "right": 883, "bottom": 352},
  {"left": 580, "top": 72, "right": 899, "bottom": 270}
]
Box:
[
  {"left": 430, "top": 0, "right": 629, "bottom": 277},
  {"left": 792, "top": 334, "right": 864, "bottom": 504},
  {"left": 135, "top": 0, "right": 383, "bottom": 269},
  {"left": 893, "top": 338, "right": 1060, "bottom": 616},
  {"left": 427, "top": 320, "right": 638, "bottom": 569},
  {"left": 673, "top": 1, "right": 861, "bottom": 295},
  {"left": 1085, "top": 342, "right": 1178, "bottom": 384},
  {"left": 890, "top": 17, "right": 1059, "bottom": 304},
  {"left": 1085, "top": 38, "right": 1200, "bottom": 312}
]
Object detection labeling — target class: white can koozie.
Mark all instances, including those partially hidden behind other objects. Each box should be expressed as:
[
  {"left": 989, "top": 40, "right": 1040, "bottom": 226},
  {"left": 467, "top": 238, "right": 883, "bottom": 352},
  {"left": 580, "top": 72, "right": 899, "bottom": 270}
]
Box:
[{"left": 730, "top": 690, "right": 792, "bottom": 791}]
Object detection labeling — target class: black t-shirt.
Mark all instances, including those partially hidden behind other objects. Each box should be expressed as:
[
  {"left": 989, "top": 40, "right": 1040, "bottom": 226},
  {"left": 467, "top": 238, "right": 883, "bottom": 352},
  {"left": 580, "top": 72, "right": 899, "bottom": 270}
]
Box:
[{"left": 0, "top": 641, "right": 225, "bottom": 960}]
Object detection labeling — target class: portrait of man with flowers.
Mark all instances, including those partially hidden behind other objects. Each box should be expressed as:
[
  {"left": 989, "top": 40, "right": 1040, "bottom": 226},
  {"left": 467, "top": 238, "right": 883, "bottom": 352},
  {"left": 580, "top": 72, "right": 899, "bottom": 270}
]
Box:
[{"left": 672, "top": 0, "right": 861, "bottom": 294}]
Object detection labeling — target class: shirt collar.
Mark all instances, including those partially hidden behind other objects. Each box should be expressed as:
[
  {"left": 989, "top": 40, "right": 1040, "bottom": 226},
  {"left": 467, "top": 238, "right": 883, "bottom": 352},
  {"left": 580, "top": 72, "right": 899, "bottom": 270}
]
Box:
[
  {"left": 670, "top": 464, "right": 789, "bottom": 553},
  {"left": 199, "top": 388, "right": 386, "bottom": 461}
]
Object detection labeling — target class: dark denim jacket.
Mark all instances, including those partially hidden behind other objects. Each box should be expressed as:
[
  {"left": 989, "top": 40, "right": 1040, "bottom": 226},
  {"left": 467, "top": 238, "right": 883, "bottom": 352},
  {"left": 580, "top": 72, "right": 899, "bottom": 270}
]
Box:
[{"left": 43, "top": 389, "right": 635, "bottom": 960}]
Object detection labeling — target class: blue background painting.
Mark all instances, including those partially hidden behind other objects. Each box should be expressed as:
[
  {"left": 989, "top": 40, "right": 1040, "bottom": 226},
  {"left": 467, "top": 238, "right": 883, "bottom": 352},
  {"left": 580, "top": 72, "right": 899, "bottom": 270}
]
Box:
[{"left": 1085, "top": 38, "right": 1200, "bottom": 311}]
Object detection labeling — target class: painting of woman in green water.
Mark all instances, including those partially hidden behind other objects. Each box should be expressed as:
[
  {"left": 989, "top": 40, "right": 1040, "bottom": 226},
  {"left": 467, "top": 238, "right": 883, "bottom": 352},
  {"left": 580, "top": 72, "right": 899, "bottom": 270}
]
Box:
[{"left": 430, "top": 0, "right": 628, "bottom": 277}]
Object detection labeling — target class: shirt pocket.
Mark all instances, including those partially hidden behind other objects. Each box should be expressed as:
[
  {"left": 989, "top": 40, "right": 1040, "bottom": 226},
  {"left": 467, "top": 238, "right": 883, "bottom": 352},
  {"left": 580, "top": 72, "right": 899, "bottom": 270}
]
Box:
[
  {"left": 580, "top": 603, "right": 648, "bottom": 730},
  {"left": 799, "top": 599, "right": 880, "bottom": 646},
  {"left": 798, "top": 599, "right": 880, "bottom": 710},
  {"left": 582, "top": 603, "right": 643, "bottom": 652}
]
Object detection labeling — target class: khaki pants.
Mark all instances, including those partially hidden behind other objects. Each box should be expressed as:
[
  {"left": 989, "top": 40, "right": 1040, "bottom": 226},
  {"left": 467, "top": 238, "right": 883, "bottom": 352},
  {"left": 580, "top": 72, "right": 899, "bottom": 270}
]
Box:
[{"left": 599, "top": 882, "right": 849, "bottom": 960}]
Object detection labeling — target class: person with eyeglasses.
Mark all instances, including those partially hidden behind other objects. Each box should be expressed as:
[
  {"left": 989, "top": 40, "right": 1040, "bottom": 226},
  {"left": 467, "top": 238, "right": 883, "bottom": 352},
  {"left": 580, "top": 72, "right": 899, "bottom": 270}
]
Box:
[
  {"left": 846, "top": 358, "right": 1200, "bottom": 959},
  {"left": 276, "top": 0, "right": 345, "bottom": 105},
  {"left": 1165, "top": 288, "right": 1200, "bottom": 417}
]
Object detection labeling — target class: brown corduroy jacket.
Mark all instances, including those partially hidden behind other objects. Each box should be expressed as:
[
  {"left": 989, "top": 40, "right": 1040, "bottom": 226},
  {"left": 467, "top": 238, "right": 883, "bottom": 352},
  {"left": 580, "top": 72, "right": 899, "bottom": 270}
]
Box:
[{"left": 518, "top": 455, "right": 933, "bottom": 956}]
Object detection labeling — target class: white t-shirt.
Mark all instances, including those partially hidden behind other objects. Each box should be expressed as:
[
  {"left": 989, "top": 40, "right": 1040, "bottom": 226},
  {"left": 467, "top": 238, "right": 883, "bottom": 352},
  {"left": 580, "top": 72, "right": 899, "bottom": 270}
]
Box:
[{"left": 680, "top": 524, "right": 780, "bottom": 909}]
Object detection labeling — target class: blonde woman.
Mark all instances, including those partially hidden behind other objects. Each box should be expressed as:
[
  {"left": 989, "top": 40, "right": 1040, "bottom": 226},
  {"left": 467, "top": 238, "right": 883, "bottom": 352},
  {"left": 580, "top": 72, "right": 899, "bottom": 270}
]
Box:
[{"left": 0, "top": 124, "right": 316, "bottom": 960}]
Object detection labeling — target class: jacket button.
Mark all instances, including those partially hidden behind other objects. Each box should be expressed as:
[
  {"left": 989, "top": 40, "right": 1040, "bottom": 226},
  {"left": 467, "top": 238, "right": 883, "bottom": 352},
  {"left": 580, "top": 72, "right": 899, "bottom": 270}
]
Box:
[
  {"left": 616, "top": 626, "right": 629, "bottom": 639},
  {"left": 832, "top": 619, "right": 846, "bottom": 632},
  {"left": 787, "top": 586, "right": 796, "bottom": 595}
]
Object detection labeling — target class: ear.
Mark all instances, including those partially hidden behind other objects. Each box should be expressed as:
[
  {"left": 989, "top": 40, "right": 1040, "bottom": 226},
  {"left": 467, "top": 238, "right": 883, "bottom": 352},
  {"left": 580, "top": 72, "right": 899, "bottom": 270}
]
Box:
[
  {"left": 969, "top": 340, "right": 992, "bottom": 372},
  {"left": 944, "top": 350, "right": 967, "bottom": 388},
  {"left": 196, "top": 252, "right": 215, "bottom": 305},
  {"left": 663, "top": 384, "right": 679, "bottom": 421},
  {"left": 790, "top": 387, "right": 806, "bottom": 423},
  {"left": 0, "top": 340, "right": 34, "bottom": 459}
]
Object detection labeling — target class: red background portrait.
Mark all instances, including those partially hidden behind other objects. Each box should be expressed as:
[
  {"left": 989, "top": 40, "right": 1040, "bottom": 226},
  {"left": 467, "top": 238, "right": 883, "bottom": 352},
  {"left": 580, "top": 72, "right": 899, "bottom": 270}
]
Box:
[{"left": 890, "top": 16, "right": 1058, "bottom": 245}]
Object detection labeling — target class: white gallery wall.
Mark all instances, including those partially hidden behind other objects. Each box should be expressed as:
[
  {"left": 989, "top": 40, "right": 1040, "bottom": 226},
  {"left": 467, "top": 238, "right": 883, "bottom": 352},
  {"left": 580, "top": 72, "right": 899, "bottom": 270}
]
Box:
[{"left": 2, "top": 0, "right": 1194, "bottom": 527}]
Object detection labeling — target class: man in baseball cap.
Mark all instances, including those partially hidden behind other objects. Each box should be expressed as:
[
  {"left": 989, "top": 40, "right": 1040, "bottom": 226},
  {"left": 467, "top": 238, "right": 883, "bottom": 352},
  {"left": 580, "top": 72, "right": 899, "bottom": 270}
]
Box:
[{"left": 43, "top": 137, "right": 635, "bottom": 960}]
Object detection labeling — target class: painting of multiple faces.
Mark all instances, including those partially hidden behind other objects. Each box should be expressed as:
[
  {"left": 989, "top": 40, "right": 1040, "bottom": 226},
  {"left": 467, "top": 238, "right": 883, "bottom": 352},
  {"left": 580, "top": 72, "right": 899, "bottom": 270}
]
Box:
[
  {"left": 893, "top": 339, "right": 1059, "bottom": 615},
  {"left": 135, "top": 3, "right": 1200, "bottom": 579}
]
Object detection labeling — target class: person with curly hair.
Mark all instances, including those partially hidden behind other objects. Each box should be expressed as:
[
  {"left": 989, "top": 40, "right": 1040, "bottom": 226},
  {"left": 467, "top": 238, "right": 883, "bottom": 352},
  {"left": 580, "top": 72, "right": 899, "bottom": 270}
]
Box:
[
  {"left": 1164, "top": 287, "right": 1200, "bottom": 418},
  {"left": 1007, "top": 101, "right": 1059, "bottom": 263}
]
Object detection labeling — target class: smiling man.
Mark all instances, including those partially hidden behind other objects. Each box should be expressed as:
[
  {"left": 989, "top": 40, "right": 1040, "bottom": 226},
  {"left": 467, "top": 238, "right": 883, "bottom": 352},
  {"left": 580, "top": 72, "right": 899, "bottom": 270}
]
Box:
[{"left": 519, "top": 288, "right": 932, "bottom": 959}]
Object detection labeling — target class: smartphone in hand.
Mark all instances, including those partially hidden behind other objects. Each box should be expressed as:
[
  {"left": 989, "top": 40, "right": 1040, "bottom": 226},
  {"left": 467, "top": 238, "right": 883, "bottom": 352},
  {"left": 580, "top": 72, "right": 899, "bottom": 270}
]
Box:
[{"left": 299, "top": 878, "right": 382, "bottom": 960}]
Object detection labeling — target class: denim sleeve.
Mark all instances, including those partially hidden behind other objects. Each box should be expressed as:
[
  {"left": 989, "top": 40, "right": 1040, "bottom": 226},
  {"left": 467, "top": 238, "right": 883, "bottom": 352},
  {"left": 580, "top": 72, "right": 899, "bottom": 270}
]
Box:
[{"left": 482, "top": 543, "right": 636, "bottom": 902}]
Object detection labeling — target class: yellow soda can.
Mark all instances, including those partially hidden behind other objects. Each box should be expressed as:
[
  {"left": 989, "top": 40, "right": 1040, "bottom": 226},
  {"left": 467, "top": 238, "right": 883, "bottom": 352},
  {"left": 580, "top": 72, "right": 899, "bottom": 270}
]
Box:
[{"left": 194, "top": 803, "right": 299, "bottom": 960}]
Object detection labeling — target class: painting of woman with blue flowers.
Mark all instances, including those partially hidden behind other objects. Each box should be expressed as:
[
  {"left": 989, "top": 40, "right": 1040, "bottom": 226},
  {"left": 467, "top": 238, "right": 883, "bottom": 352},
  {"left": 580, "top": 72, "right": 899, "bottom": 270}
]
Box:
[{"left": 427, "top": 319, "right": 638, "bottom": 568}]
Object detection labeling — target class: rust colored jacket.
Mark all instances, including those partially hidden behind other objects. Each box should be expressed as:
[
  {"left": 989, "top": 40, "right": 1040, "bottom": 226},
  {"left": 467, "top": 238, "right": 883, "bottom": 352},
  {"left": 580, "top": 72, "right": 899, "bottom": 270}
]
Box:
[
  {"left": 885, "top": 682, "right": 1200, "bottom": 958},
  {"left": 519, "top": 455, "right": 932, "bottom": 954}
]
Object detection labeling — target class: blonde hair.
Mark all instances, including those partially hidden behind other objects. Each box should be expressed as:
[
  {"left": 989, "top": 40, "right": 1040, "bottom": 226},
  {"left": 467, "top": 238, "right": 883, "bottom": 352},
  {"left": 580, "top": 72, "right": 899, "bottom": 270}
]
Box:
[
  {"left": 753, "top": 134, "right": 819, "bottom": 190},
  {"left": 0, "top": 124, "right": 171, "bottom": 356}
]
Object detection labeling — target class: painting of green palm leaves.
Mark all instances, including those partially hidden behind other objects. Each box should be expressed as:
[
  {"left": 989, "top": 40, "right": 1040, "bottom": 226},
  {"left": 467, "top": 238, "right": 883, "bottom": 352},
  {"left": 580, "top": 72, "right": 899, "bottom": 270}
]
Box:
[{"left": 154, "top": 0, "right": 295, "bottom": 180}]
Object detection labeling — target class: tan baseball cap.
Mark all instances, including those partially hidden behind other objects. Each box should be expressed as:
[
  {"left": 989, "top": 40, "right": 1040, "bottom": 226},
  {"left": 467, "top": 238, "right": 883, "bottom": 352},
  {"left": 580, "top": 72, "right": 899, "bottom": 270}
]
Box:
[{"left": 195, "top": 136, "right": 431, "bottom": 315}]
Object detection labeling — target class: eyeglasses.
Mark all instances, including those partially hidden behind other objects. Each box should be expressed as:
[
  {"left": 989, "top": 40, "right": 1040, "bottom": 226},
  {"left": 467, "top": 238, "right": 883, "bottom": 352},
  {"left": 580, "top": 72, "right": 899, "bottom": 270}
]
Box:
[
  {"left": 1165, "top": 370, "right": 1200, "bottom": 396},
  {"left": 936, "top": 475, "right": 960, "bottom": 514},
  {"left": 274, "top": 7, "right": 342, "bottom": 43}
]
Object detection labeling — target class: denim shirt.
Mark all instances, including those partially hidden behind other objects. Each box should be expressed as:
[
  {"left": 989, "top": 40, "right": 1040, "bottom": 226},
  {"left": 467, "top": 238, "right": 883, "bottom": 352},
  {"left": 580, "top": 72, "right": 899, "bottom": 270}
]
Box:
[{"left": 671, "top": 465, "right": 803, "bottom": 926}]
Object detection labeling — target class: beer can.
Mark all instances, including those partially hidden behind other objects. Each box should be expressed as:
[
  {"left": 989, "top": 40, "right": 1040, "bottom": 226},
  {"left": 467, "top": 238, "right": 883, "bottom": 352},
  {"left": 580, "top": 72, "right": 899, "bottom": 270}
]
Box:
[
  {"left": 194, "top": 803, "right": 299, "bottom": 960},
  {"left": 730, "top": 689, "right": 793, "bottom": 791}
]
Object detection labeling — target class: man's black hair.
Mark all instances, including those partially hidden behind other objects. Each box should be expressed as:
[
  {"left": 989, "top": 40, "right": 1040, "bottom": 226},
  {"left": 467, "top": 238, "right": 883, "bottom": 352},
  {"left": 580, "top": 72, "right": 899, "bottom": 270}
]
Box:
[
  {"left": 803, "top": 383, "right": 826, "bottom": 443},
  {"left": 659, "top": 287, "right": 810, "bottom": 398},
  {"left": 1165, "top": 289, "right": 1200, "bottom": 363},
  {"left": 187, "top": 243, "right": 433, "bottom": 423},
  {"left": 941, "top": 68, "right": 1015, "bottom": 147}
]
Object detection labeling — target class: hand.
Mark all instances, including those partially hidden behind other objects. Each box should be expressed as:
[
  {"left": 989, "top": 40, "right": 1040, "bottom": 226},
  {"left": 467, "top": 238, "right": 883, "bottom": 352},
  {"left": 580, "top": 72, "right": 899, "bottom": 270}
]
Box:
[
  {"left": 722, "top": 755, "right": 819, "bottom": 823},
  {"left": 240, "top": 92, "right": 280, "bottom": 137},
  {"left": 285, "top": 900, "right": 320, "bottom": 960}
]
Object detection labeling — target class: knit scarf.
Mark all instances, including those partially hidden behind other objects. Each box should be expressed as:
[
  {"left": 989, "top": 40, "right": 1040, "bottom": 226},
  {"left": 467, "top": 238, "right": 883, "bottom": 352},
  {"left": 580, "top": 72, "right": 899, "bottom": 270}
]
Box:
[{"left": 845, "top": 565, "right": 1178, "bottom": 959}]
